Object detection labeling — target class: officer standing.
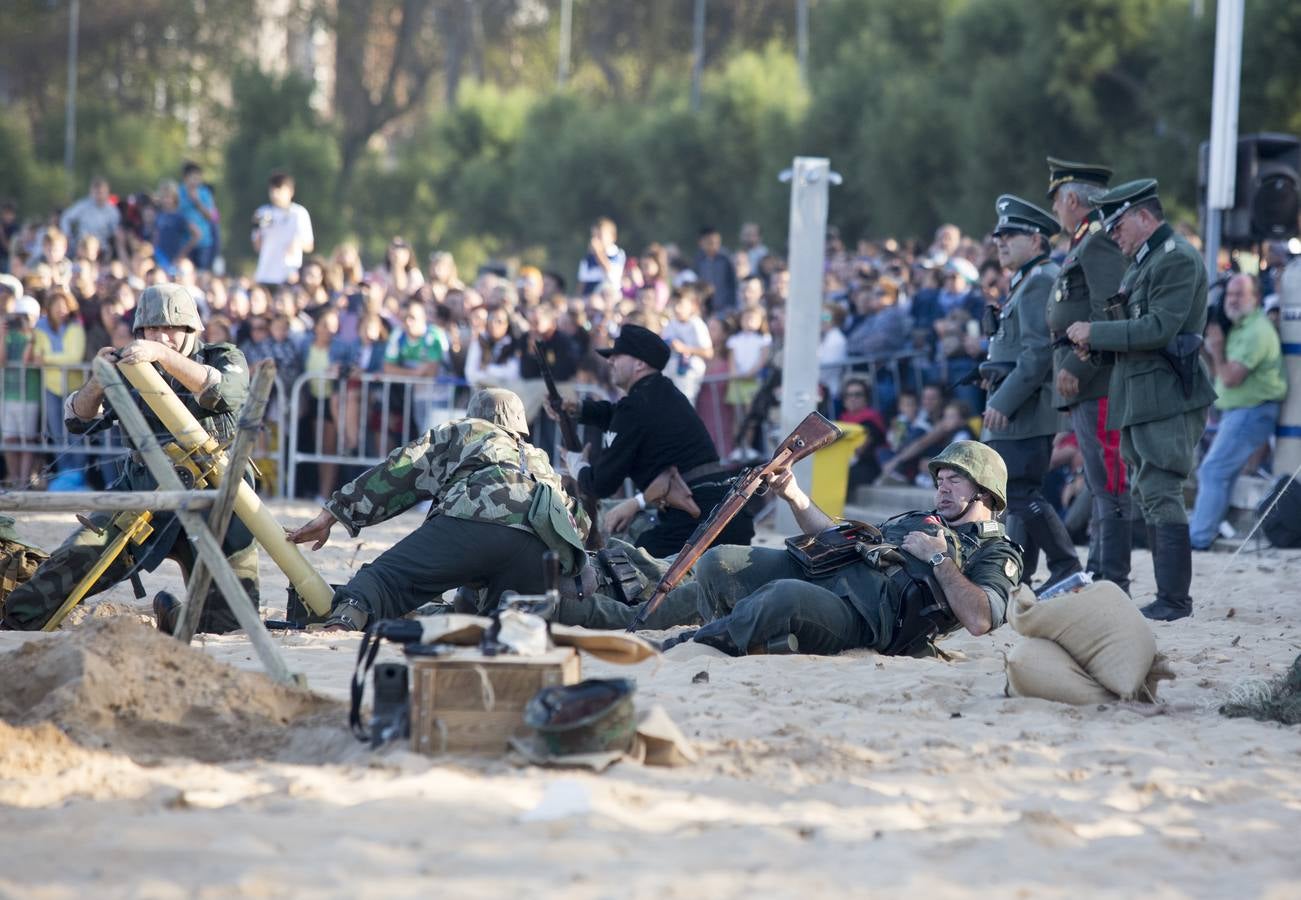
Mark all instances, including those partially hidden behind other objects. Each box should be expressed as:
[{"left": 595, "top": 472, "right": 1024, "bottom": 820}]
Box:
[
  {"left": 1, "top": 284, "right": 257, "bottom": 633},
  {"left": 551, "top": 324, "right": 754, "bottom": 557},
  {"left": 1066, "top": 180, "right": 1217, "bottom": 621},
  {"left": 287, "top": 388, "right": 590, "bottom": 630},
  {"left": 1044, "top": 158, "right": 1133, "bottom": 592},
  {"left": 660, "top": 441, "right": 1022, "bottom": 656},
  {"left": 981, "top": 195, "right": 1082, "bottom": 591}
]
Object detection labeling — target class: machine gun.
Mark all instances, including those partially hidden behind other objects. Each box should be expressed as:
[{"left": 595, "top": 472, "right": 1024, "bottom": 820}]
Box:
[{"left": 626, "top": 411, "right": 843, "bottom": 632}]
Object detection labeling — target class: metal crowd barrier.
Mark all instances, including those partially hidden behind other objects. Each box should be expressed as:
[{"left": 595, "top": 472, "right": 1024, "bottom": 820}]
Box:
[
  {"left": 0, "top": 361, "right": 292, "bottom": 496},
  {"left": 285, "top": 371, "right": 471, "bottom": 501}
]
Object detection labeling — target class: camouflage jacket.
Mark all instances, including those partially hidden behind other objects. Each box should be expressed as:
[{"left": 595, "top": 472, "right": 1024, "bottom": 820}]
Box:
[{"left": 326, "top": 418, "right": 591, "bottom": 541}]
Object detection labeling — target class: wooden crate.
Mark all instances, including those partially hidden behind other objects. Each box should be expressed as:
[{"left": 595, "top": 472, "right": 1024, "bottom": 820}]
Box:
[{"left": 409, "top": 647, "right": 581, "bottom": 756}]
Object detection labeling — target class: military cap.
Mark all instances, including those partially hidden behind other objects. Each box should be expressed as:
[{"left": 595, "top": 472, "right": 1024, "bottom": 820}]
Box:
[
  {"left": 0, "top": 514, "right": 44, "bottom": 552},
  {"left": 597, "top": 323, "right": 670, "bottom": 371},
  {"left": 466, "top": 387, "right": 530, "bottom": 436},
  {"left": 992, "top": 194, "right": 1060, "bottom": 238},
  {"left": 1091, "top": 178, "right": 1160, "bottom": 229},
  {"left": 1046, "top": 157, "right": 1114, "bottom": 198}
]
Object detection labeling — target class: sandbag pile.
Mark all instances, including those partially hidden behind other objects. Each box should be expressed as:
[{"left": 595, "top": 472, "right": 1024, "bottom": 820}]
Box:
[{"left": 1004, "top": 581, "right": 1174, "bottom": 705}]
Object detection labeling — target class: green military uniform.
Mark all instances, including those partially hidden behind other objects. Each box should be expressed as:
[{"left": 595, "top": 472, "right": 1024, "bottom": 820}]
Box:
[
  {"left": 1085, "top": 179, "right": 1216, "bottom": 620},
  {"left": 1043, "top": 158, "right": 1134, "bottom": 591},
  {"left": 1, "top": 284, "right": 258, "bottom": 633},
  {"left": 664, "top": 442, "right": 1021, "bottom": 655},
  {"left": 982, "top": 194, "right": 1081, "bottom": 589},
  {"left": 323, "top": 388, "right": 592, "bottom": 630}
]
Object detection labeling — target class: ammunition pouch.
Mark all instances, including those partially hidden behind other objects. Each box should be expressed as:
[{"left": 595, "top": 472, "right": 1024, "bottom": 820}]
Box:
[
  {"left": 882, "top": 570, "right": 956, "bottom": 657},
  {"left": 785, "top": 521, "right": 884, "bottom": 578},
  {"left": 1103, "top": 290, "right": 1129, "bottom": 321},
  {"left": 977, "top": 360, "right": 1016, "bottom": 388}
]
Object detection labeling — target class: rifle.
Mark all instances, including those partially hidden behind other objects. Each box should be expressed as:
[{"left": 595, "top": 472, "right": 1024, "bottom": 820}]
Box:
[
  {"left": 530, "top": 337, "right": 603, "bottom": 549},
  {"left": 626, "top": 411, "right": 843, "bottom": 632}
]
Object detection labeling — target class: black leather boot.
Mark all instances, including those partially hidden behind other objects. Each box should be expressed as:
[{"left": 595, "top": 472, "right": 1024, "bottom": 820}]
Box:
[
  {"left": 1028, "top": 500, "right": 1082, "bottom": 588},
  {"left": 153, "top": 591, "right": 181, "bottom": 634},
  {"left": 1004, "top": 512, "right": 1038, "bottom": 586},
  {"left": 1141, "top": 523, "right": 1193, "bottom": 621},
  {"left": 1095, "top": 517, "right": 1133, "bottom": 594}
]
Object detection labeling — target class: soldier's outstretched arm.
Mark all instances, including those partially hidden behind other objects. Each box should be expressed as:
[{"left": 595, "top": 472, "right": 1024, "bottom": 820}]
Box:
[
  {"left": 285, "top": 508, "right": 337, "bottom": 550},
  {"left": 322, "top": 427, "right": 449, "bottom": 537},
  {"left": 769, "top": 467, "right": 835, "bottom": 535}
]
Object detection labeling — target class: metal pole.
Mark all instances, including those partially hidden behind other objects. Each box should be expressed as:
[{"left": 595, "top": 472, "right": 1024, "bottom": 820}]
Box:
[
  {"left": 690, "top": 0, "right": 706, "bottom": 111},
  {"left": 796, "top": 0, "right": 809, "bottom": 86},
  {"left": 64, "top": 0, "right": 80, "bottom": 177},
  {"left": 1204, "top": 0, "right": 1244, "bottom": 278},
  {"left": 777, "top": 157, "right": 837, "bottom": 534},
  {"left": 557, "top": 0, "right": 572, "bottom": 86}
]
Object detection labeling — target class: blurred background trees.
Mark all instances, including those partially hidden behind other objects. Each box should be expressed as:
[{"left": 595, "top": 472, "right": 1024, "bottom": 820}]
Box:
[{"left": 0, "top": 0, "right": 1297, "bottom": 273}]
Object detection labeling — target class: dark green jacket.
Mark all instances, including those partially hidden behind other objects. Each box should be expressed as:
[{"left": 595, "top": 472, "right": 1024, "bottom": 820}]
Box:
[
  {"left": 1044, "top": 214, "right": 1127, "bottom": 409},
  {"left": 983, "top": 256, "right": 1061, "bottom": 439},
  {"left": 1088, "top": 224, "right": 1217, "bottom": 429}
]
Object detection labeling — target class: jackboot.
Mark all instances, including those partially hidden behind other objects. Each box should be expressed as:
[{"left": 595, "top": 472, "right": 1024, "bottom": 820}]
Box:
[
  {"left": 1141, "top": 523, "right": 1193, "bottom": 621},
  {"left": 153, "top": 591, "right": 181, "bottom": 634},
  {"left": 1028, "top": 500, "right": 1082, "bottom": 587},
  {"left": 1095, "top": 517, "right": 1133, "bottom": 595}
]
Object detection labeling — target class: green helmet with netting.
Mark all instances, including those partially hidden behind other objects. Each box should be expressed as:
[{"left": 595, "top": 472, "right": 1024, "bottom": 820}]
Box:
[
  {"left": 133, "top": 283, "right": 203, "bottom": 335},
  {"left": 927, "top": 440, "right": 1008, "bottom": 512}
]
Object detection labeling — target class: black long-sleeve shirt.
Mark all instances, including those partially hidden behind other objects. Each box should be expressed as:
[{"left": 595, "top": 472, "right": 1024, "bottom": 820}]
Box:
[{"left": 576, "top": 372, "right": 719, "bottom": 498}]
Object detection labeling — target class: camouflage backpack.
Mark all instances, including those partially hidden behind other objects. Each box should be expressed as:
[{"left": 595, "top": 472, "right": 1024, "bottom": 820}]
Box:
[{"left": 0, "top": 515, "right": 47, "bottom": 603}]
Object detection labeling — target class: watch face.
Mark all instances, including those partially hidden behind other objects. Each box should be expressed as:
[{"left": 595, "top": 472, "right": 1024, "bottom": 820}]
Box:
[{"left": 930, "top": 552, "right": 946, "bottom": 566}]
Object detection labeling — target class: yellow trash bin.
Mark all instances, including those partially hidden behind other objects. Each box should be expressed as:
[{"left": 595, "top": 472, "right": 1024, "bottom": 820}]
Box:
[{"left": 810, "top": 422, "right": 867, "bottom": 519}]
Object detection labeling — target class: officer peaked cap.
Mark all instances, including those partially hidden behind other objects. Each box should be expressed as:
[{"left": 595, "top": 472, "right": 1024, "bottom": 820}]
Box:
[
  {"left": 992, "top": 194, "right": 1060, "bottom": 238},
  {"left": 1046, "top": 157, "right": 1114, "bottom": 198},
  {"left": 1091, "top": 178, "right": 1160, "bottom": 228}
]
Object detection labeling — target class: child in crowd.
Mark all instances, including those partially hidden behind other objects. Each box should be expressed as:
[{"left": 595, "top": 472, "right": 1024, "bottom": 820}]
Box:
[{"left": 725, "top": 305, "right": 772, "bottom": 461}]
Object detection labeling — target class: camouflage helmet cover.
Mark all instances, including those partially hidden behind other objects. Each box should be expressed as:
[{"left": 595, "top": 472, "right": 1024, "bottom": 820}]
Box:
[
  {"left": 927, "top": 440, "right": 1008, "bottom": 511},
  {"left": 133, "top": 283, "right": 203, "bottom": 334},
  {"left": 466, "top": 387, "right": 530, "bottom": 436}
]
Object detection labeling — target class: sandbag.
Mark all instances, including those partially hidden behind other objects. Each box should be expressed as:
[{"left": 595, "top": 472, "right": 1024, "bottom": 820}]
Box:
[
  {"left": 1005, "top": 638, "right": 1117, "bottom": 705},
  {"left": 1007, "top": 581, "right": 1156, "bottom": 699}
]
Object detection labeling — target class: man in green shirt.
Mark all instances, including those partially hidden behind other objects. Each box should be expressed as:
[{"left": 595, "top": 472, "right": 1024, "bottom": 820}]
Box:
[{"left": 1188, "top": 274, "right": 1286, "bottom": 550}]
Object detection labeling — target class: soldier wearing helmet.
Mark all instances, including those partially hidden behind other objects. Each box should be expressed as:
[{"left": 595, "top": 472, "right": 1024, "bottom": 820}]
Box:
[
  {"left": 2, "top": 283, "right": 257, "bottom": 634},
  {"left": 654, "top": 440, "right": 1023, "bottom": 658},
  {"left": 287, "top": 387, "right": 591, "bottom": 631}
]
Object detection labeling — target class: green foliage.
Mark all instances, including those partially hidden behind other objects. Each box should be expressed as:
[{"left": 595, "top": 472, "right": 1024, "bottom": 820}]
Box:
[
  {"left": 34, "top": 107, "right": 190, "bottom": 202},
  {"left": 0, "top": 111, "right": 69, "bottom": 214}
]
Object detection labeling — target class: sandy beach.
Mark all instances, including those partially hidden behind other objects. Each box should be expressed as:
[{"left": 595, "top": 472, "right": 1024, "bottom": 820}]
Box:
[{"left": 1, "top": 501, "right": 1299, "bottom": 899}]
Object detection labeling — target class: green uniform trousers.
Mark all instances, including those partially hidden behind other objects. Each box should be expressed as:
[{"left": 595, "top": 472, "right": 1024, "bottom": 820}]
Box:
[{"left": 1121, "top": 408, "right": 1208, "bottom": 526}]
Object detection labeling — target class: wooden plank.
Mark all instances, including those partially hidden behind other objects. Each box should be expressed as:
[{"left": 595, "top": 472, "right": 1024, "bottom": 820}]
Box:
[
  {"left": 176, "top": 360, "right": 277, "bottom": 644},
  {"left": 0, "top": 490, "right": 217, "bottom": 512}
]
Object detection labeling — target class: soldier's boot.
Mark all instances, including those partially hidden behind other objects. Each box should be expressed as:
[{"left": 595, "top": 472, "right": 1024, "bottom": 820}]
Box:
[
  {"left": 452, "top": 586, "right": 481, "bottom": 614},
  {"left": 1004, "top": 513, "right": 1038, "bottom": 586},
  {"left": 656, "top": 629, "right": 699, "bottom": 652},
  {"left": 153, "top": 591, "right": 181, "bottom": 634},
  {"left": 1095, "top": 517, "right": 1133, "bottom": 594},
  {"left": 689, "top": 619, "right": 745, "bottom": 656},
  {"left": 191, "top": 544, "right": 262, "bottom": 635},
  {"left": 323, "top": 588, "right": 373, "bottom": 632},
  {"left": 1, "top": 536, "right": 129, "bottom": 631},
  {"left": 1028, "top": 499, "right": 1082, "bottom": 590},
  {"left": 1141, "top": 523, "right": 1193, "bottom": 621}
]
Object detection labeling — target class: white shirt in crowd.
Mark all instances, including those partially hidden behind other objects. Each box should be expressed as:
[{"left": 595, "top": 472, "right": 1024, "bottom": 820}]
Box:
[
  {"left": 663, "top": 316, "right": 712, "bottom": 379},
  {"left": 726, "top": 330, "right": 772, "bottom": 377},
  {"left": 818, "top": 327, "right": 848, "bottom": 397},
  {"left": 253, "top": 202, "right": 314, "bottom": 285},
  {"left": 60, "top": 197, "right": 121, "bottom": 246}
]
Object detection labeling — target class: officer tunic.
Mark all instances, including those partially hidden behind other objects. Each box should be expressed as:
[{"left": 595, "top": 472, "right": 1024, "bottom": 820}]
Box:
[
  {"left": 1, "top": 342, "right": 258, "bottom": 633},
  {"left": 1087, "top": 224, "right": 1217, "bottom": 525}
]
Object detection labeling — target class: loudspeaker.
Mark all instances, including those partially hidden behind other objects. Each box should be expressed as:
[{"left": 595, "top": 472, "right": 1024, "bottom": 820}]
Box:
[{"left": 1198, "top": 132, "right": 1300, "bottom": 244}]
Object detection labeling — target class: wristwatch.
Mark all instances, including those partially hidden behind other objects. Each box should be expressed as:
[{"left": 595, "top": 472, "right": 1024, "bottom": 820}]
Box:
[{"left": 928, "top": 551, "right": 950, "bottom": 568}]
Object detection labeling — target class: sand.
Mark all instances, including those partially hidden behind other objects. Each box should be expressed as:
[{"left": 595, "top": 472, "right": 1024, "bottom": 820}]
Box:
[{"left": 1, "top": 501, "right": 1300, "bottom": 899}]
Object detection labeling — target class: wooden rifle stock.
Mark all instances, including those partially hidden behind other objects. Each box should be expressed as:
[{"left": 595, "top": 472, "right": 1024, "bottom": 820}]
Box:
[{"left": 628, "top": 411, "right": 843, "bottom": 632}]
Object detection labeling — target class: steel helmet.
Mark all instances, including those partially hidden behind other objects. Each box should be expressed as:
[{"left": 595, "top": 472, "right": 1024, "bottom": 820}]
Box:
[
  {"left": 466, "top": 387, "right": 530, "bottom": 436},
  {"left": 523, "top": 678, "right": 637, "bottom": 756},
  {"left": 133, "top": 283, "right": 203, "bottom": 335},
  {"left": 927, "top": 440, "right": 1008, "bottom": 512}
]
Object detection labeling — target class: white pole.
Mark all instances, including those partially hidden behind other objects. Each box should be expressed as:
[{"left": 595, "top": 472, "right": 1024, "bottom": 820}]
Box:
[
  {"left": 690, "top": 0, "right": 706, "bottom": 111},
  {"left": 557, "top": 0, "right": 572, "bottom": 87},
  {"left": 1204, "top": 0, "right": 1244, "bottom": 278},
  {"left": 64, "top": 0, "right": 79, "bottom": 177},
  {"left": 777, "top": 157, "right": 836, "bottom": 534},
  {"left": 796, "top": 0, "right": 809, "bottom": 86}
]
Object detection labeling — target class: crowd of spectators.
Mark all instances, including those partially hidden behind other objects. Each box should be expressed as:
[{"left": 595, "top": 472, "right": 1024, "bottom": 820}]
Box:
[{"left": 0, "top": 167, "right": 1293, "bottom": 530}]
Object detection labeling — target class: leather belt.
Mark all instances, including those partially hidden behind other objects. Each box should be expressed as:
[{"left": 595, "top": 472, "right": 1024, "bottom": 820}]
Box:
[{"left": 679, "top": 461, "right": 732, "bottom": 484}]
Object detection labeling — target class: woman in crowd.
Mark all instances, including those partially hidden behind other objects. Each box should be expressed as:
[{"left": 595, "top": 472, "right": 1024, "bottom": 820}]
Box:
[
  {"left": 36, "top": 288, "right": 87, "bottom": 478},
  {"left": 375, "top": 237, "right": 424, "bottom": 300}
]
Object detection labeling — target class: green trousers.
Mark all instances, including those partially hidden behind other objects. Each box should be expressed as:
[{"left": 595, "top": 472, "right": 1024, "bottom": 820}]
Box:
[{"left": 1121, "top": 408, "right": 1208, "bottom": 526}]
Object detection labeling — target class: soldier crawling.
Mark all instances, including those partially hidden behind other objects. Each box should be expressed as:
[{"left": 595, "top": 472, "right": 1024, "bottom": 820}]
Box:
[{"left": 0, "top": 284, "right": 257, "bottom": 633}]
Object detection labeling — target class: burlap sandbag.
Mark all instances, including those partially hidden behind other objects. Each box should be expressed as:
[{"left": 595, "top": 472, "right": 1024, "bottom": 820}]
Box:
[
  {"left": 1005, "top": 638, "right": 1118, "bottom": 705},
  {"left": 1007, "top": 582, "right": 1157, "bottom": 699}
]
